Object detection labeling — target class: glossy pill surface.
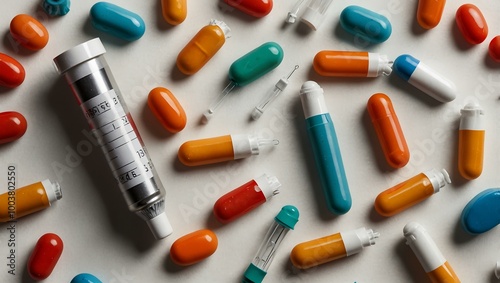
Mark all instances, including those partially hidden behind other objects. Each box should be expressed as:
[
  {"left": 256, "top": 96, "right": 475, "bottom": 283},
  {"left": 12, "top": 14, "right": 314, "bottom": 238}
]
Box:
[
  {"left": 28, "top": 233, "right": 63, "bottom": 280},
  {"left": 10, "top": 14, "right": 49, "bottom": 50},
  {"left": 178, "top": 135, "right": 233, "bottom": 166},
  {"left": 161, "top": 0, "right": 187, "bottom": 25},
  {"left": 0, "top": 111, "right": 27, "bottom": 144},
  {"left": 229, "top": 42, "right": 283, "bottom": 86},
  {"left": 461, "top": 188, "right": 500, "bottom": 234},
  {"left": 340, "top": 6, "right": 392, "bottom": 44},
  {"left": 367, "top": 93, "right": 409, "bottom": 168},
  {"left": 224, "top": 0, "right": 272, "bottom": 18},
  {"left": 455, "top": 4, "right": 488, "bottom": 45},
  {"left": 148, "top": 87, "right": 186, "bottom": 133},
  {"left": 0, "top": 53, "right": 25, "bottom": 88},
  {"left": 90, "top": 2, "right": 146, "bottom": 41},
  {"left": 290, "top": 233, "right": 346, "bottom": 269},
  {"left": 416, "top": 0, "right": 446, "bottom": 29},
  {"left": 177, "top": 21, "right": 229, "bottom": 75},
  {"left": 71, "top": 273, "right": 103, "bottom": 283},
  {"left": 170, "top": 229, "right": 218, "bottom": 266},
  {"left": 488, "top": 36, "right": 500, "bottom": 62}
]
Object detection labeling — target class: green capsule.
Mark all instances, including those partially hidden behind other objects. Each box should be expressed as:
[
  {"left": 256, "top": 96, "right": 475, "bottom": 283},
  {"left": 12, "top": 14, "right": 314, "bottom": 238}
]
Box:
[{"left": 229, "top": 42, "right": 284, "bottom": 86}]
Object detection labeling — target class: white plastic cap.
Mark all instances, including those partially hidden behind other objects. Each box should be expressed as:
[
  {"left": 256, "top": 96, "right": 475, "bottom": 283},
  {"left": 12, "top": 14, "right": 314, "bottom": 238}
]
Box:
[
  {"left": 210, "top": 19, "right": 231, "bottom": 39},
  {"left": 403, "top": 222, "right": 446, "bottom": 272},
  {"left": 300, "top": 81, "right": 328, "bottom": 118},
  {"left": 422, "top": 169, "right": 451, "bottom": 193},
  {"left": 368, "top": 53, "right": 393, "bottom": 77},
  {"left": 146, "top": 212, "right": 173, "bottom": 240},
  {"left": 341, "top": 227, "right": 380, "bottom": 256},
  {"left": 53, "top": 38, "right": 106, "bottom": 74},
  {"left": 254, "top": 174, "right": 281, "bottom": 200},
  {"left": 495, "top": 261, "right": 500, "bottom": 279},
  {"left": 42, "top": 179, "right": 62, "bottom": 204},
  {"left": 231, "top": 134, "right": 279, "bottom": 159},
  {"left": 301, "top": 6, "right": 323, "bottom": 31},
  {"left": 460, "top": 102, "right": 485, "bottom": 130}
]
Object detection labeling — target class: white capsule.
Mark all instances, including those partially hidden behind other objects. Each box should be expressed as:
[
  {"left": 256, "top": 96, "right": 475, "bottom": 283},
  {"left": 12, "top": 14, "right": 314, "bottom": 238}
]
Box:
[{"left": 393, "top": 54, "right": 456, "bottom": 103}]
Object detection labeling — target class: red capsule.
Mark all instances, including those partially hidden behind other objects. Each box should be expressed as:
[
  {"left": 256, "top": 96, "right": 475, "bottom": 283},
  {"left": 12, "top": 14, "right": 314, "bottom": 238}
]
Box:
[
  {"left": 27, "top": 233, "right": 64, "bottom": 280},
  {"left": 0, "top": 53, "right": 25, "bottom": 88},
  {"left": 0, "top": 111, "right": 27, "bottom": 144},
  {"left": 455, "top": 4, "right": 488, "bottom": 45},
  {"left": 223, "top": 0, "right": 272, "bottom": 18},
  {"left": 488, "top": 36, "right": 500, "bottom": 62}
]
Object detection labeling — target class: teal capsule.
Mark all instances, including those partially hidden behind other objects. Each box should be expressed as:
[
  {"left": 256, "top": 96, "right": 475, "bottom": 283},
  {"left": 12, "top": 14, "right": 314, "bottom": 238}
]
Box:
[
  {"left": 90, "top": 2, "right": 146, "bottom": 41},
  {"left": 229, "top": 42, "right": 284, "bottom": 86},
  {"left": 71, "top": 273, "right": 102, "bottom": 283},
  {"left": 340, "top": 5, "right": 392, "bottom": 44}
]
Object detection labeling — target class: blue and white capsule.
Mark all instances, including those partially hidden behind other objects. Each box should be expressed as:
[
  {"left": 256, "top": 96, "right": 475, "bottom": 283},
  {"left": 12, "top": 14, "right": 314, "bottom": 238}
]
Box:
[
  {"left": 393, "top": 54, "right": 456, "bottom": 103},
  {"left": 300, "top": 81, "right": 351, "bottom": 215}
]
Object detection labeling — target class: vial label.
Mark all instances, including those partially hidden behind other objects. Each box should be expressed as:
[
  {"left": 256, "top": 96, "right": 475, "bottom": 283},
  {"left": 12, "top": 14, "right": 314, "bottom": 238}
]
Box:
[{"left": 80, "top": 89, "right": 153, "bottom": 190}]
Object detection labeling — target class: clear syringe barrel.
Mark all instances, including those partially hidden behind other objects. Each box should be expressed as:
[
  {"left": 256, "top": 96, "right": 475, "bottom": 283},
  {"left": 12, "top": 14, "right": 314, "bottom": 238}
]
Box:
[{"left": 53, "top": 38, "right": 173, "bottom": 239}]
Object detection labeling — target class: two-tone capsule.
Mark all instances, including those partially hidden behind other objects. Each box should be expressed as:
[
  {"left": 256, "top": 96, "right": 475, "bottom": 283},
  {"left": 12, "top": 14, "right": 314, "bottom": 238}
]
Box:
[
  {"left": 161, "top": 0, "right": 187, "bottom": 25},
  {"left": 290, "top": 227, "right": 379, "bottom": 269},
  {"left": 461, "top": 188, "right": 500, "bottom": 234},
  {"left": 340, "top": 6, "right": 392, "bottom": 44},
  {"left": 178, "top": 134, "right": 278, "bottom": 166},
  {"left": 177, "top": 20, "right": 230, "bottom": 75},
  {"left": 393, "top": 54, "right": 456, "bottom": 103},
  {"left": 458, "top": 103, "right": 484, "bottom": 180},
  {"left": 313, "top": 51, "right": 392, "bottom": 77},
  {"left": 213, "top": 174, "right": 280, "bottom": 223},
  {"left": 404, "top": 222, "right": 460, "bottom": 283},
  {"left": 90, "top": 2, "right": 146, "bottom": 41},
  {"left": 416, "top": 0, "right": 446, "bottom": 29},
  {"left": 367, "top": 93, "right": 409, "bottom": 168},
  {"left": 374, "top": 169, "right": 450, "bottom": 217}
]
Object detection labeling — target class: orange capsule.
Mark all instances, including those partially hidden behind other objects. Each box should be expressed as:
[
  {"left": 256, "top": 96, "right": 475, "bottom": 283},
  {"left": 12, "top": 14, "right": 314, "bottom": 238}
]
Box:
[
  {"left": 456, "top": 4, "right": 488, "bottom": 45},
  {"left": 161, "top": 0, "right": 187, "bottom": 25},
  {"left": 28, "top": 233, "right": 64, "bottom": 280},
  {"left": 0, "top": 53, "right": 25, "bottom": 88},
  {"left": 416, "top": 0, "right": 446, "bottom": 29},
  {"left": 0, "top": 111, "right": 27, "bottom": 144},
  {"left": 170, "top": 229, "right": 218, "bottom": 266},
  {"left": 176, "top": 20, "right": 230, "bottom": 75},
  {"left": 10, "top": 14, "right": 49, "bottom": 51},
  {"left": 148, "top": 87, "right": 186, "bottom": 133},
  {"left": 367, "top": 93, "right": 409, "bottom": 168}
]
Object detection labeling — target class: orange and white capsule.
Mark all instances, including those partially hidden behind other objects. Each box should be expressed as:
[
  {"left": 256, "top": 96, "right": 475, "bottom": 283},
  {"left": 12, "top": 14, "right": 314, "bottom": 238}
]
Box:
[
  {"left": 416, "top": 0, "right": 446, "bottom": 29},
  {"left": 404, "top": 222, "right": 461, "bottom": 283},
  {"left": 458, "top": 102, "right": 484, "bottom": 180},
  {"left": 176, "top": 20, "right": 230, "bottom": 75},
  {"left": 178, "top": 134, "right": 278, "bottom": 166},
  {"left": 161, "top": 0, "right": 187, "bottom": 25},
  {"left": 374, "top": 169, "right": 451, "bottom": 217},
  {"left": 290, "top": 227, "right": 379, "bottom": 269},
  {"left": 313, "top": 51, "right": 392, "bottom": 77},
  {"left": 367, "top": 93, "right": 410, "bottom": 168}
]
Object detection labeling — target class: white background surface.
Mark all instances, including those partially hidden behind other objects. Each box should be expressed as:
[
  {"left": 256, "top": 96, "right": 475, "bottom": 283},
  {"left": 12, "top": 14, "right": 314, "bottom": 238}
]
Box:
[{"left": 1, "top": 1, "right": 500, "bottom": 282}]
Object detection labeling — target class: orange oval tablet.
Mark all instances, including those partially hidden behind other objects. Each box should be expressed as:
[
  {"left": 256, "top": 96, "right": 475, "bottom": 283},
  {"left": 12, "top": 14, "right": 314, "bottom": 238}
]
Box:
[
  {"left": 147, "top": 87, "right": 186, "bottom": 133},
  {"left": 0, "top": 53, "right": 25, "bottom": 88},
  {"left": 367, "top": 93, "right": 409, "bottom": 168},
  {"left": 170, "top": 229, "right": 218, "bottom": 266},
  {"left": 161, "top": 0, "right": 187, "bottom": 25},
  {"left": 10, "top": 14, "right": 49, "bottom": 51},
  {"left": 456, "top": 4, "right": 488, "bottom": 45},
  {"left": 0, "top": 111, "right": 27, "bottom": 144},
  {"left": 416, "top": 0, "right": 446, "bottom": 29}
]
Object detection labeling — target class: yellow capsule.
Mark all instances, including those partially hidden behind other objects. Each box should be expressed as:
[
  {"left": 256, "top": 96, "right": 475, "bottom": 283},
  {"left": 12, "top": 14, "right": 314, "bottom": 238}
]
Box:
[
  {"left": 176, "top": 20, "right": 230, "bottom": 75},
  {"left": 458, "top": 103, "right": 484, "bottom": 180},
  {"left": 161, "top": 0, "right": 187, "bottom": 25}
]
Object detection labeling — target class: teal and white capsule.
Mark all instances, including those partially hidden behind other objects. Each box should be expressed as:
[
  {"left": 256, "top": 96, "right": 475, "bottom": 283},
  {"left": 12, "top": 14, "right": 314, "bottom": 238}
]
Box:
[
  {"left": 202, "top": 42, "right": 284, "bottom": 123},
  {"left": 393, "top": 54, "right": 456, "bottom": 103}
]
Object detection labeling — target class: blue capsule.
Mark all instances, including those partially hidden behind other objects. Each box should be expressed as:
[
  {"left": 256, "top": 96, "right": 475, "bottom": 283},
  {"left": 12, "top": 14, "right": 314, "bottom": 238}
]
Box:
[
  {"left": 90, "top": 2, "right": 146, "bottom": 41},
  {"left": 340, "top": 5, "right": 392, "bottom": 44},
  {"left": 461, "top": 188, "right": 500, "bottom": 235},
  {"left": 71, "top": 273, "right": 102, "bottom": 283}
]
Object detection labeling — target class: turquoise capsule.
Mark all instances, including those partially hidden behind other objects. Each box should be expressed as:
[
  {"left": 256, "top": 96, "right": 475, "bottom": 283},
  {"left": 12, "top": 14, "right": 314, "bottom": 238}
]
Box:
[
  {"left": 340, "top": 5, "right": 392, "bottom": 44},
  {"left": 71, "top": 273, "right": 102, "bottom": 283},
  {"left": 229, "top": 42, "right": 284, "bottom": 86},
  {"left": 90, "top": 2, "right": 145, "bottom": 41}
]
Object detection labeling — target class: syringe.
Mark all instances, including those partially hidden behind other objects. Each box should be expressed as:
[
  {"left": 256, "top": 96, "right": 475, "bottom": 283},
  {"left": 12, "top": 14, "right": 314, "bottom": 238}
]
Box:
[{"left": 53, "top": 38, "right": 173, "bottom": 240}]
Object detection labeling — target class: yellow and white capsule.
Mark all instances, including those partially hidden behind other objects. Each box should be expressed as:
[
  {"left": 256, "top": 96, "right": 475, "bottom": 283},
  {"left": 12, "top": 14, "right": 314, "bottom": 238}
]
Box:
[
  {"left": 458, "top": 102, "right": 484, "bottom": 180},
  {"left": 404, "top": 222, "right": 460, "bottom": 283}
]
